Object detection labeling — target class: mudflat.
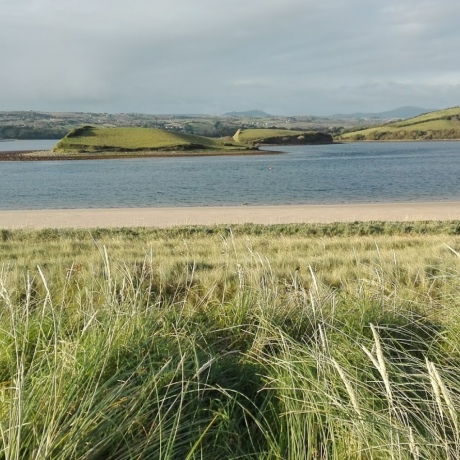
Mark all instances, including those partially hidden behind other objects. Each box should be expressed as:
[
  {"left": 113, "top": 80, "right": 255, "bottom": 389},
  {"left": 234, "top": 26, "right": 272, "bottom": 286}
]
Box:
[{"left": 1, "top": 202, "right": 459, "bottom": 229}]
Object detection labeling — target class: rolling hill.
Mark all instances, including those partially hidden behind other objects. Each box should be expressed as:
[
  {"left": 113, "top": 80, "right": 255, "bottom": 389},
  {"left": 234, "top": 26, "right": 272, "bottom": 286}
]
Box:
[
  {"left": 333, "top": 106, "right": 432, "bottom": 120},
  {"left": 233, "top": 128, "right": 332, "bottom": 145},
  {"left": 53, "top": 126, "right": 249, "bottom": 154},
  {"left": 339, "top": 107, "right": 460, "bottom": 141}
]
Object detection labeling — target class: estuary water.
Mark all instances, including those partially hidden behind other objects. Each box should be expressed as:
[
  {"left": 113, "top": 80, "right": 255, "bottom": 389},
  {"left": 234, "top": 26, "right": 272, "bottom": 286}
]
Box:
[
  {"left": 0, "top": 139, "right": 58, "bottom": 151},
  {"left": 0, "top": 141, "right": 459, "bottom": 210}
]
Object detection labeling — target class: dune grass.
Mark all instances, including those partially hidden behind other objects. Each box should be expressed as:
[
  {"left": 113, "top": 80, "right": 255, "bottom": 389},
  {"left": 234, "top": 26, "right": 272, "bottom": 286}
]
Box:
[
  {"left": 53, "top": 126, "right": 248, "bottom": 154},
  {"left": 1, "top": 222, "right": 460, "bottom": 459},
  {"left": 340, "top": 107, "right": 460, "bottom": 141}
]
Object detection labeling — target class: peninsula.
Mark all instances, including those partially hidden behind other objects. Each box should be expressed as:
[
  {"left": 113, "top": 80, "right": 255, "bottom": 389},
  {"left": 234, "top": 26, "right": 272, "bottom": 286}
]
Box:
[{"left": 0, "top": 125, "right": 333, "bottom": 160}]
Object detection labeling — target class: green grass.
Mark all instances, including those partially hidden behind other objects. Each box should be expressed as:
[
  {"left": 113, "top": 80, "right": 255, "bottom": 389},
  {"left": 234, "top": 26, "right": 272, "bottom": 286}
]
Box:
[
  {"left": 340, "top": 107, "right": 460, "bottom": 141},
  {"left": 391, "top": 107, "right": 460, "bottom": 126},
  {"left": 233, "top": 128, "right": 332, "bottom": 145},
  {"left": 233, "top": 128, "right": 306, "bottom": 142},
  {"left": 53, "top": 126, "right": 249, "bottom": 154},
  {"left": 1, "top": 222, "right": 460, "bottom": 458}
]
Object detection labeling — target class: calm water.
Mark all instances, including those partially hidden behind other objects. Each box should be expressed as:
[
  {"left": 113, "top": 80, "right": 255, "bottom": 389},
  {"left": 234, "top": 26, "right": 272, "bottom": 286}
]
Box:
[
  {"left": 0, "top": 141, "right": 459, "bottom": 210},
  {"left": 0, "top": 139, "right": 58, "bottom": 151}
]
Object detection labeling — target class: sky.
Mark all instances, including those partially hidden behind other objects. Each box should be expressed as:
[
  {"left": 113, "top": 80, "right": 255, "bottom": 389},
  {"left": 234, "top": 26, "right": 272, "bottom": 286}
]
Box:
[{"left": 1, "top": 0, "right": 460, "bottom": 116}]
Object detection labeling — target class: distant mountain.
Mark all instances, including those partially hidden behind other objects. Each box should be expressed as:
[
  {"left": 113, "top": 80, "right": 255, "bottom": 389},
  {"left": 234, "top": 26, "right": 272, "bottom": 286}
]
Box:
[
  {"left": 223, "top": 110, "right": 272, "bottom": 118},
  {"left": 333, "top": 106, "right": 433, "bottom": 120}
]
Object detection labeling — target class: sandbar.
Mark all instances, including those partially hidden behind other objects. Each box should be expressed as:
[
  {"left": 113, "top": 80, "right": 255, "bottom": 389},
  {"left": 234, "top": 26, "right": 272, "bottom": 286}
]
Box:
[{"left": 1, "top": 202, "right": 460, "bottom": 229}]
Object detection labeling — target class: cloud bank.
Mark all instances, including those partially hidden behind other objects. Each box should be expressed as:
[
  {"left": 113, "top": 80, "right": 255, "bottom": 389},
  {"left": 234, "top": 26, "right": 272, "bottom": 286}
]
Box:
[{"left": 1, "top": 0, "right": 459, "bottom": 114}]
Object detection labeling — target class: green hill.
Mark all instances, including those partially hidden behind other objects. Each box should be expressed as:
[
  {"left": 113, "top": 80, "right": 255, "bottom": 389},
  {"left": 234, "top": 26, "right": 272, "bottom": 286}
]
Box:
[
  {"left": 339, "top": 107, "right": 460, "bottom": 141},
  {"left": 53, "top": 126, "right": 249, "bottom": 154},
  {"left": 233, "top": 128, "right": 332, "bottom": 145}
]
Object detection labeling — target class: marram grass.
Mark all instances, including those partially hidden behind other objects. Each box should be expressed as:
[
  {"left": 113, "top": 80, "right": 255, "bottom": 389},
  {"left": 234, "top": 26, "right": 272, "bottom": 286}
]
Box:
[{"left": 1, "top": 223, "right": 460, "bottom": 459}]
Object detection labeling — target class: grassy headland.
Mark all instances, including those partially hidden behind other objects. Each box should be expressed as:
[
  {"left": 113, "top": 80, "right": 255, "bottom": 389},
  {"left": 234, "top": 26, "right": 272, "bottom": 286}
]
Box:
[
  {"left": 7, "top": 125, "right": 335, "bottom": 160},
  {"left": 1, "top": 222, "right": 460, "bottom": 458},
  {"left": 339, "top": 107, "right": 460, "bottom": 141},
  {"left": 233, "top": 128, "right": 333, "bottom": 146},
  {"left": 52, "top": 126, "right": 251, "bottom": 156}
]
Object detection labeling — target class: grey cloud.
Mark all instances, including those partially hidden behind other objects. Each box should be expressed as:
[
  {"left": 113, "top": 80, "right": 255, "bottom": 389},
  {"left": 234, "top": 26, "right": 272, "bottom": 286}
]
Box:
[{"left": 1, "top": 0, "right": 459, "bottom": 113}]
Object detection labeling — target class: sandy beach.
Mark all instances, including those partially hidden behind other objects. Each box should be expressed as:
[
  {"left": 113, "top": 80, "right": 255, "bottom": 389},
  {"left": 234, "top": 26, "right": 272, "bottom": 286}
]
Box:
[{"left": 0, "top": 202, "right": 459, "bottom": 229}]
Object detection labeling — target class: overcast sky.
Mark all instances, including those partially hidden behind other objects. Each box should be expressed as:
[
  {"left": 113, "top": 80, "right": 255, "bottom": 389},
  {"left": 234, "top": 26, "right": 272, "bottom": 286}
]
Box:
[{"left": 1, "top": 0, "right": 459, "bottom": 115}]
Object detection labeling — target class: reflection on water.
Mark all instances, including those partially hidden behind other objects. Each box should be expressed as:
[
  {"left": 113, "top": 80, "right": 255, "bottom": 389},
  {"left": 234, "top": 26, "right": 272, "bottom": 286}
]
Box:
[{"left": 0, "top": 141, "right": 460, "bottom": 209}]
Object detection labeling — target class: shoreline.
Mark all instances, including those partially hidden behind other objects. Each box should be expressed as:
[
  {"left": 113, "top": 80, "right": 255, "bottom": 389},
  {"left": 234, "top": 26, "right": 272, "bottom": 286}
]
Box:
[
  {"left": 0, "top": 149, "right": 280, "bottom": 161},
  {"left": 1, "top": 202, "right": 460, "bottom": 229}
]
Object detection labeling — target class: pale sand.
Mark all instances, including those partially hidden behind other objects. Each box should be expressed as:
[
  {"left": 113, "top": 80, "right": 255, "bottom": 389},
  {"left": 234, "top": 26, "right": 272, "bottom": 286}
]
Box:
[{"left": 0, "top": 202, "right": 459, "bottom": 229}]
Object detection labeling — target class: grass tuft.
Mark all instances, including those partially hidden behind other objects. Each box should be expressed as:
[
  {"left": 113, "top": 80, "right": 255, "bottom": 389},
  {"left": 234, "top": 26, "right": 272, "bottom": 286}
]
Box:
[{"left": 1, "top": 222, "right": 460, "bottom": 458}]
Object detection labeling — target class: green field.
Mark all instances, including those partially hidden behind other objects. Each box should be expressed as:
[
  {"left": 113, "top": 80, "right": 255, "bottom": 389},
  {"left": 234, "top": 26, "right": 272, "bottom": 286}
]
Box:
[
  {"left": 53, "top": 126, "right": 249, "bottom": 154},
  {"left": 233, "top": 128, "right": 332, "bottom": 145},
  {"left": 1, "top": 222, "right": 460, "bottom": 458},
  {"left": 340, "top": 107, "right": 460, "bottom": 141}
]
